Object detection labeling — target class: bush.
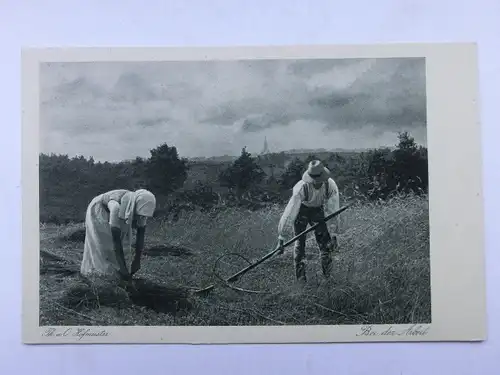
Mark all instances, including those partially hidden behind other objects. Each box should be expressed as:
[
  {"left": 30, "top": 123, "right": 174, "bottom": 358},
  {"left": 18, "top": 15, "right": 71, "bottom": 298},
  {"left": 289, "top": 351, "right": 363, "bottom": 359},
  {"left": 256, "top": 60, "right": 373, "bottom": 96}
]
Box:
[
  {"left": 218, "top": 147, "right": 266, "bottom": 199},
  {"left": 177, "top": 181, "right": 219, "bottom": 211},
  {"left": 146, "top": 143, "right": 189, "bottom": 194},
  {"left": 39, "top": 131, "right": 428, "bottom": 224}
]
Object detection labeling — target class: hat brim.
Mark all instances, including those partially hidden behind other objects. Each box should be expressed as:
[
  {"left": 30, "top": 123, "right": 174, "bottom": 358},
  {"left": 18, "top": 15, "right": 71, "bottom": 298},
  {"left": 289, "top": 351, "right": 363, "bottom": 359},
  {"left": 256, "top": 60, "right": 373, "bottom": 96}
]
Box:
[{"left": 302, "top": 167, "right": 330, "bottom": 183}]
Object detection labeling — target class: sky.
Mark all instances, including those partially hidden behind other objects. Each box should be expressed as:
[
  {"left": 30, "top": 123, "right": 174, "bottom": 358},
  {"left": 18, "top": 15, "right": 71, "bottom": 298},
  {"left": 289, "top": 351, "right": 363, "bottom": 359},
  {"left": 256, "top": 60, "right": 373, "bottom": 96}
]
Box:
[{"left": 40, "top": 57, "right": 427, "bottom": 162}]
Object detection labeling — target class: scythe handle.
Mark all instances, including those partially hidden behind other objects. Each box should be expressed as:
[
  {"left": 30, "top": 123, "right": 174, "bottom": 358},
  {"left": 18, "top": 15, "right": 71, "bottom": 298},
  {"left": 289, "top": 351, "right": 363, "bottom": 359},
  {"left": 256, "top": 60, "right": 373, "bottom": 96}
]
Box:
[
  {"left": 226, "top": 204, "right": 351, "bottom": 283},
  {"left": 193, "top": 204, "right": 351, "bottom": 294}
]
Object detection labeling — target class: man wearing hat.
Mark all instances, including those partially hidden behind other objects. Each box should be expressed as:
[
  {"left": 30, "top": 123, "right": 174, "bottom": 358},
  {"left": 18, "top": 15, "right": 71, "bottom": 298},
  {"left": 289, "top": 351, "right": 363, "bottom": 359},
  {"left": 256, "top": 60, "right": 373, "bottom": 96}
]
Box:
[{"left": 276, "top": 160, "right": 340, "bottom": 282}]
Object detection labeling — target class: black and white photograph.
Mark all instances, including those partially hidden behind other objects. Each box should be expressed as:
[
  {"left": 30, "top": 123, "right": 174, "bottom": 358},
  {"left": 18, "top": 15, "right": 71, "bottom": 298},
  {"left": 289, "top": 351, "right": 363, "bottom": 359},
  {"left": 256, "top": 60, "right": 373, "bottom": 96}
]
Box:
[{"left": 22, "top": 44, "right": 486, "bottom": 344}]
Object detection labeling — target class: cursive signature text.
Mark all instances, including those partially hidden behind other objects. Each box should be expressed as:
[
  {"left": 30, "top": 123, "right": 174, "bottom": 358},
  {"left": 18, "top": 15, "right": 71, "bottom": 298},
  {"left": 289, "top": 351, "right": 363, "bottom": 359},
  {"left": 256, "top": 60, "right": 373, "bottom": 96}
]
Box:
[
  {"left": 356, "top": 324, "right": 430, "bottom": 337},
  {"left": 41, "top": 327, "right": 110, "bottom": 340}
]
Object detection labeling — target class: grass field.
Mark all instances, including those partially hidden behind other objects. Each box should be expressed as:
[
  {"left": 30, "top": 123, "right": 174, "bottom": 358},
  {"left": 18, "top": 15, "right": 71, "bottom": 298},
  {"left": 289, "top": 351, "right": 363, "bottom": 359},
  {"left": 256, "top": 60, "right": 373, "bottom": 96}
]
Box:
[{"left": 39, "top": 193, "right": 431, "bottom": 326}]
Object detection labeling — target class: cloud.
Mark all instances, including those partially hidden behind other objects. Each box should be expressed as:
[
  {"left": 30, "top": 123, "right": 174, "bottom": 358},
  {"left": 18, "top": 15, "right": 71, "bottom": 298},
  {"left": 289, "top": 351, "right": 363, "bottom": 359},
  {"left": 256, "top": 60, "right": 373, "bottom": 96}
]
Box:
[
  {"left": 240, "top": 112, "right": 293, "bottom": 133},
  {"left": 39, "top": 57, "right": 427, "bottom": 161},
  {"left": 307, "top": 57, "right": 427, "bottom": 132},
  {"left": 110, "top": 72, "right": 160, "bottom": 102},
  {"left": 196, "top": 57, "right": 425, "bottom": 134}
]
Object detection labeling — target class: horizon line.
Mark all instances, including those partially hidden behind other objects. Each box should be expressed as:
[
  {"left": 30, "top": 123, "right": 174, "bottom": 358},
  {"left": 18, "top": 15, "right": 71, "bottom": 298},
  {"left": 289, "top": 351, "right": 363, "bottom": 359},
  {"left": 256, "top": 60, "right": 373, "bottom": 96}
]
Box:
[{"left": 39, "top": 144, "right": 408, "bottom": 164}]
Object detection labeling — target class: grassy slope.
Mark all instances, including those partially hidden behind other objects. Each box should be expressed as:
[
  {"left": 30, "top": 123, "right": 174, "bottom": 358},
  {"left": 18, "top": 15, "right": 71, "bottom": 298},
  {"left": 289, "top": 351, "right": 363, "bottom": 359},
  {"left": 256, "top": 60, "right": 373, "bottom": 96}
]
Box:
[{"left": 39, "top": 193, "right": 430, "bottom": 326}]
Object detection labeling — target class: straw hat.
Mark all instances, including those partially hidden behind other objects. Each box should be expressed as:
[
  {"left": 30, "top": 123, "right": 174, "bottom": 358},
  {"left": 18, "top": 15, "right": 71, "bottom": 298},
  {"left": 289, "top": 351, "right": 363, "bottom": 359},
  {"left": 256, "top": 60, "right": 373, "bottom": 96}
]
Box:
[{"left": 302, "top": 160, "right": 331, "bottom": 183}]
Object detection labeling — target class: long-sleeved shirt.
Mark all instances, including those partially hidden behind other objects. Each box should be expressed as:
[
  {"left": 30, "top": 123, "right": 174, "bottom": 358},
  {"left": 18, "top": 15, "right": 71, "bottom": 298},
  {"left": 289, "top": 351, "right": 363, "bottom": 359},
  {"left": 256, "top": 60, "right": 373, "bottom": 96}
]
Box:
[{"left": 277, "top": 178, "right": 340, "bottom": 241}]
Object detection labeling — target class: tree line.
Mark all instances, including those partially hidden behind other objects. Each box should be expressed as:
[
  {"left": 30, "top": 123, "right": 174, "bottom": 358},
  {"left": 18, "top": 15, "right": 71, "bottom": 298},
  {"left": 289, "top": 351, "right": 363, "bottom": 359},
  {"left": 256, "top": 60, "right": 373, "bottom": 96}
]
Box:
[{"left": 39, "top": 131, "right": 428, "bottom": 224}]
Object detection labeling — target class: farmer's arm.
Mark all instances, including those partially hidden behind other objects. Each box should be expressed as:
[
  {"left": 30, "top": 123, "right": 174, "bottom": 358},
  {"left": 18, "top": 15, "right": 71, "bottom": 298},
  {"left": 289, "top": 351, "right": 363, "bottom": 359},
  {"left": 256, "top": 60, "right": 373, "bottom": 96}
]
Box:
[
  {"left": 134, "top": 216, "right": 148, "bottom": 259},
  {"left": 108, "top": 201, "right": 130, "bottom": 279},
  {"left": 277, "top": 183, "right": 305, "bottom": 241},
  {"left": 324, "top": 179, "right": 341, "bottom": 233},
  {"left": 130, "top": 216, "right": 148, "bottom": 275}
]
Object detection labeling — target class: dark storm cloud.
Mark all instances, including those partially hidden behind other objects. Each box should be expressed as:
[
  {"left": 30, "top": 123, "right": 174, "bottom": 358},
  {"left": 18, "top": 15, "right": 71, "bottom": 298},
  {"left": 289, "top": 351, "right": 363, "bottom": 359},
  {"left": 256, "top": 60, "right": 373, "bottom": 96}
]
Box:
[
  {"left": 40, "top": 57, "right": 427, "bottom": 161},
  {"left": 241, "top": 112, "right": 295, "bottom": 133},
  {"left": 199, "top": 57, "right": 426, "bottom": 134},
  {"left": 308, "top": 58, "right": 426, "bottom": 131}
]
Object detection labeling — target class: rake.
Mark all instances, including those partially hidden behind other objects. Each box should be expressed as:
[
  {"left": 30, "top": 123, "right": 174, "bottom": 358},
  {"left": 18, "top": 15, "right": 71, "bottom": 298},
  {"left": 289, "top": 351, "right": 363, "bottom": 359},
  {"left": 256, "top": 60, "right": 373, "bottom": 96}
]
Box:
[{"left": 192, "top": 204, "right": 351, "bottom": 295}]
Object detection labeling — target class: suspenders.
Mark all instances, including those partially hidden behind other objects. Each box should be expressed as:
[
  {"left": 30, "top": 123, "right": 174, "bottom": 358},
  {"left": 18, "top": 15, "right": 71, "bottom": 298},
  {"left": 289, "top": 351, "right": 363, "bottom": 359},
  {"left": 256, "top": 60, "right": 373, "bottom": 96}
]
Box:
[{"left": 302, "top": 180, "right": 331, "bottom": 202}]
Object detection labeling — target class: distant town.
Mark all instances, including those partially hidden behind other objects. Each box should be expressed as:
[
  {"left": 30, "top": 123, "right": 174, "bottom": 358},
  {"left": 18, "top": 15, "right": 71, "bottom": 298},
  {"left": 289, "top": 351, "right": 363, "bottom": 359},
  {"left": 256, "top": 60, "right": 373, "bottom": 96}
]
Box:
[{"left": 186, "top": 137, "right": 381, "bottom": 163}]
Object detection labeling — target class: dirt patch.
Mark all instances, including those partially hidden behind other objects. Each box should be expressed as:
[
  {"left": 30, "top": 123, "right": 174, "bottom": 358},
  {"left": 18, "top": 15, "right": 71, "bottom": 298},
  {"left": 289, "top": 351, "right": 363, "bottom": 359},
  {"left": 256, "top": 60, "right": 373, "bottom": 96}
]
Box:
[{"left": 144, "top": 244, "right": 195, "bottom": 258}]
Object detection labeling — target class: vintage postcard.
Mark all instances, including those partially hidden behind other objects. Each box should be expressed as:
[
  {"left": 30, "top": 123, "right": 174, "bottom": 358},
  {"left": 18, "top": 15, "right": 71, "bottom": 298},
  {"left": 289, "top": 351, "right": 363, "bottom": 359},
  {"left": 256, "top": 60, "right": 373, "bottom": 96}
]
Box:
[{"left": 22, "top": 43, "right": 486, "bottom": 344}]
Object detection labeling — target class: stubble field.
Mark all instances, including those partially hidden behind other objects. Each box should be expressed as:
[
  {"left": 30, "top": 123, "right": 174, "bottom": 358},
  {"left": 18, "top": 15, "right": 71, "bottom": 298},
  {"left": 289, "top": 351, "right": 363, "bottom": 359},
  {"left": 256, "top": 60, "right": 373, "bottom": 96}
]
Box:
[{"left": 39, "top": 193, "right": 431, "bottom": 327}]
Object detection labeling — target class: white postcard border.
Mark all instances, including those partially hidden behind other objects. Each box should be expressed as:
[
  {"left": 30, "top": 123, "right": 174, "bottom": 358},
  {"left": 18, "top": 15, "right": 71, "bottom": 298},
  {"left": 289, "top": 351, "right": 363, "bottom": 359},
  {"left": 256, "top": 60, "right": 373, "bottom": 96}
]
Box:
[{"left": 22, "top": 43, "right": 486, "bottom": 344}]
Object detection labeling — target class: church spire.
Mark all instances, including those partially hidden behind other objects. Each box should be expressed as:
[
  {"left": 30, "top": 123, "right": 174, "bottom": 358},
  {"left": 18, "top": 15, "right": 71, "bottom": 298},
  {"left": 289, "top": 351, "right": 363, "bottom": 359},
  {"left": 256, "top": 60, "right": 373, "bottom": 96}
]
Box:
[{"left": 261, "top": 136, "right": 270, "bottom": 155}]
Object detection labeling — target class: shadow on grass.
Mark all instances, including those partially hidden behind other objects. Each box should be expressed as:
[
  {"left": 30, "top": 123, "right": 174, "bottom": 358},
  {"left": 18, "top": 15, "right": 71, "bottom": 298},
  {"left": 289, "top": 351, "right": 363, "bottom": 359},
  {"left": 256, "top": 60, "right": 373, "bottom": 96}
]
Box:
[
  {"left": 143, "top": 244, "right": 195, "bottom": 258},
  {"left": 128, "top": 278, "right": 193, "bottom": 314},
  {"left": 42, "top": 240, "right": 195, "bottom": 317},
  {"left": 56, "top": 274, "right": 193, "bottom": 316}
]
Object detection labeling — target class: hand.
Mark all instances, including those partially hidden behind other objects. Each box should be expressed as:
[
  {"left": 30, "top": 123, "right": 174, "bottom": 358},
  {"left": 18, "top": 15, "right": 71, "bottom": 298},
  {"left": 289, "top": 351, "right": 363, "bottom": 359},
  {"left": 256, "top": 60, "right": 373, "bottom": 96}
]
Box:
[
  {"left": 130, "top": 256, "right": 141, "bottom": 276},
  {"left": 276, "top": 239, "right": 285, "bottom": 255},
  {"left": 329, "top": 236, "right": 339, "bottom": 253},
  {"left": 119, "top": 268, "right": 131, "bottom": 281},
  {"left": 117, "top": 269, "right": 131, "bottom": 290},
  {"left": 118, "top": 277, "right": 137, "bottom": 293}
]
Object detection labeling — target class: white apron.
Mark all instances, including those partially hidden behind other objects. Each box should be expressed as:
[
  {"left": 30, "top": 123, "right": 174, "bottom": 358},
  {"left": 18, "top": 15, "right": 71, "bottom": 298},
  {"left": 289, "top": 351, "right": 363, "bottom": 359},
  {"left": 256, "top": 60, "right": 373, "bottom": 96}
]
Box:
[{"left": 80, "top": 190, "right": 134, "bottom": 278}]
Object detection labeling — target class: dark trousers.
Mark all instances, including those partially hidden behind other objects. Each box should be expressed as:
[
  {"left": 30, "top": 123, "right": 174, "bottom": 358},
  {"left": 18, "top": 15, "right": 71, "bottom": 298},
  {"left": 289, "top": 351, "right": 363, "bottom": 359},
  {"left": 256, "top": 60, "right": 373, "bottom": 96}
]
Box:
[{"left": 293, "top": 205, "right": 338, "bottom": 281}]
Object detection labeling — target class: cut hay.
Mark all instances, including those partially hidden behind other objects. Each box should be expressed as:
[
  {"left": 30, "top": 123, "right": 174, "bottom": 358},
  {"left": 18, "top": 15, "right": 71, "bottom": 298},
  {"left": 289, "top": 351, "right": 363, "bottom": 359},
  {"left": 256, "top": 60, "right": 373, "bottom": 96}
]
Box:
[
  {"left": 58, "top": 278, "right": 131, "bottom": 311},
  {"left": 61, "top": 228, "right": 86, "bottom": 242},
  {"left": 40, "top": 261, "right": 80, "bottom": 276},
  {"left": 56, "top": 275, "right": 193, "bottom": 315},
  {"left": 41, "top": 247, "right": 194, "bottom": 316},
  {"left": 40, "top": 192, "right": 430, "bottom": 326},
  {"left": 40, "top": 249, "right": 80, "bottom": 276},
  {"left": 40, "top": 249, "right": 69, "bottom": 263}
]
